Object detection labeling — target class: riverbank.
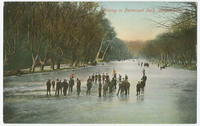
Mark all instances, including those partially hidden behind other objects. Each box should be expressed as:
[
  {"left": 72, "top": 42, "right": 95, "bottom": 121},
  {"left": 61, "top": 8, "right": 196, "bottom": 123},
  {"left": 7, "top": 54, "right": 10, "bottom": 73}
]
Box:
[
  {"left": 171, "top": 64, "right": 197, "bottom": 70},
  {"left": 146, "top": 59, "right": 197, "bottom": 71},
  {"left": 3, "top": 64, "right": 91, "bottom": 77},
  {"left": 4, "top": 59, "right": 196, "bottom": 77}
]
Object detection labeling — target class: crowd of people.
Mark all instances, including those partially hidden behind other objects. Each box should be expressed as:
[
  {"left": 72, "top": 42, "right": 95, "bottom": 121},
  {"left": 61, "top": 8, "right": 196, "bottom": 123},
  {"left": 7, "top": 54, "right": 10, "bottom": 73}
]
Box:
[{"left": 46, "top": 69, "right": 147, "bottom": 97}]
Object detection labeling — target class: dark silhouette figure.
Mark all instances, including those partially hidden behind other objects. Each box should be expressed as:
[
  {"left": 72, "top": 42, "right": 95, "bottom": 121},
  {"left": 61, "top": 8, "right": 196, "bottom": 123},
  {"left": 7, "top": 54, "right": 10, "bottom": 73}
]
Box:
[
  {"left": 98, "top": 81, "right": 102, "bottom": 97},
  {"left": 136, "top": 81, "right": 141, "bottom": 95},
  {"left": 141, "top": 74, "right": 147, "bottom": 93},
  {"left": 92, "top": 73, "right": 95, "bottom": 82},
  {"left": 46, "top": 79, "right": 51, "bottom": 96},
  {"left": 108, "top": 79, "right": 113, "bottom": 94},
  {"left": 102, "top": 73, "right": 105, "bottom": 84},
  {"left": 160, "top": 65, "right": 166, "bottom": 70},
  {"left": 86, "top": 77, "right": 92, "bottom": 95},
  {"left": 125, "top": 74, "right": 128, "bottom": 81},
  {"left": 98, "top": 73, "right": 101, "bottom": 84},
  {"left": 144, "top": 63, "right": 149, "bottom": 67},
  {"left": 103, "top": 80, "right": 109, "bottom": 96},
  {"left": 77, "top": 78, "right": 81, "bottom": 96},
  {"left": 55, "top": 79, "right": 61, "bottom": 96},
  {"left": 124, "top": 80, "right": 130, "bottom": 95},
  {"left": 69, "top": 77, "right": 74, "bottom": 93},
  {"left": 120, "top": 79, "right": 126, "bottom": 95},
  {"left": 51, "top": 80, "right": 55, "bottom": 89},
  {"left": 95, "top": 74, "right": 98, "bottom": 83},
  {"left": 63, "top": 79, "right": 68, "bottom": 96}
]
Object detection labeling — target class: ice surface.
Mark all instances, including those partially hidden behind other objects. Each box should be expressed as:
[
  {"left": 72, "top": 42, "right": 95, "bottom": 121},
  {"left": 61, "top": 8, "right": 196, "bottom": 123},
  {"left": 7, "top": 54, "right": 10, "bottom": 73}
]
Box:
[{"left": 3, "top": 59, "right": 197, "bottom": 123}]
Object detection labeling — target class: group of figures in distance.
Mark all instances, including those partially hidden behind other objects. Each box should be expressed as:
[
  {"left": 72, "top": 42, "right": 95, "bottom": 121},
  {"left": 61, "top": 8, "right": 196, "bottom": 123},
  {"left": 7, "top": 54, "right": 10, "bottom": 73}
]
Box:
[{"left": 46, "top": 69, "right": 147, "bottom": 97}]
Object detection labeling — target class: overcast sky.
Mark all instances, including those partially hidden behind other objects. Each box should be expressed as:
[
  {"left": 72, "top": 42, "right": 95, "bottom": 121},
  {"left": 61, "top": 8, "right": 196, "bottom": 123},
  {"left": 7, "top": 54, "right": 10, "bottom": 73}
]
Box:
[{"left": 100, "top": 2, "right": 184, "bottom": 42}]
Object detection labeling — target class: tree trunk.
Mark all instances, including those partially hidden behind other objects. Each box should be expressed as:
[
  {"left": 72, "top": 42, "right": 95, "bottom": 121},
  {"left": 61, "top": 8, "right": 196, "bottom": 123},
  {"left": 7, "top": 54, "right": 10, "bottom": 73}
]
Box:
[
  {"left": 31, "top": 54, "right": 39, "bottom": 72},
  {"left": 57, "top": 62, "right": 60, "bottom": 69},
  {"left": 40, "top": 63, "right": 45, "bottom": 71},
  {"left": 51, "top": 58, "right": 55, "bottom": 70},
  {"left": 39, "top": 55, "right": 48, "bottom": 71},
  {"left": 75, "top": 60, "right": 79, "bottom": 67},
  {"left": 31, "top": 61, "right": 36, "bottom": 72},
  {"left": 95, "top": 40, "right": 103, "bottom": 62}
]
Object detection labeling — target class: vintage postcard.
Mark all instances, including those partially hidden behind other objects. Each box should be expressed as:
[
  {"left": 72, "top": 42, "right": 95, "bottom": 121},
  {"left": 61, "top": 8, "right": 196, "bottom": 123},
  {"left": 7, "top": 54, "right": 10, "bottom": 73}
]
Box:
[{"left": 1, "top": 0, "right": 198, "bottom": 125}]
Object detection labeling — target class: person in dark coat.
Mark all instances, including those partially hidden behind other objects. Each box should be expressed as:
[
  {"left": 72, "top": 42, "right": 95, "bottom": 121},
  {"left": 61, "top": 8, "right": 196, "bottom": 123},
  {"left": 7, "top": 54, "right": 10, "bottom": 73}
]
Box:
[
  {"left": 122, "top": 79, "right": 126, "bottom": 94},
  {"left": 46, "top": 79, "right": 51, "bottom": 96},
  {"left": 136, "top": 81, "right": 141, "bottom": 95},
  {"left": 125, "top": 74, "right": 128, "bottom": 81},
  {"left": 77, "top": 78, "right": 81, "bottom": 96},
  {"left": 98, "top": 81, "right": 102, "bottom": 97},
  {"left": 124, "top": 80, "right": 130, "bottom": 95},
  {"left": 95, "top": 74, "right": 98, "bottom": 83},
  {"left": 55, "top": 79, "right": 60, "bottom": 96},
  {"left": 141, "top": 74, "right": 147, "bottom": 85},
  {"left": 98, "top": 73, "right": 101, "bottom": 84},
  {"left": 51, "top": 80, "right": 55, "bottom": 89},
  {"left": 69, "top": 77, "right": 74, "bottom": 93},
  {"left": 102, "top": 73, "right": 105, "bottom": 84},
  {"left": 109, "top": 78, "right": 113, "bottom": 94},
  {"left": 141, "top": 73, "right": 147, "bottom": 93},
  {"left": 103, "top": 81, "right": 109, "bottom": 96},
  {"left": 86, "top": 76, "right": 92, "bottom": 95},
  {"left": 63, "top": 79, "right": 68, "bottom": 96}
]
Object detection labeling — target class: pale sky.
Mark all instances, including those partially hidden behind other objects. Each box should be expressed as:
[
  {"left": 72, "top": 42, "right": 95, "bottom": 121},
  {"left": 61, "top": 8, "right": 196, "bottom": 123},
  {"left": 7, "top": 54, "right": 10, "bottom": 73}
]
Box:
[{"left": 100, "top": 2, "right": 184, "bottom": 41}]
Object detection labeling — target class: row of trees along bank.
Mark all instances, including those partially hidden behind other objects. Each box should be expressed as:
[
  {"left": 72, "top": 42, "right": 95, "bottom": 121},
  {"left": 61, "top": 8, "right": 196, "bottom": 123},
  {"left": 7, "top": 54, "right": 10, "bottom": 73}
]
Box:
[
  {"left": 141, "top": 3, "right": 197, "bottom": 68},
  {"left": 4, "top": 2, "right": 132, "bottom": 73}
]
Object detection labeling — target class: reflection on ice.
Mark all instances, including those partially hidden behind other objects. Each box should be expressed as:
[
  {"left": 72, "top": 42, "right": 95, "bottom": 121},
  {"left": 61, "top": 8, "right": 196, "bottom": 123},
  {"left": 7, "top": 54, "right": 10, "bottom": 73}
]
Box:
[{"left": 137, "top": 95, "right": 144, "bottom": 102}]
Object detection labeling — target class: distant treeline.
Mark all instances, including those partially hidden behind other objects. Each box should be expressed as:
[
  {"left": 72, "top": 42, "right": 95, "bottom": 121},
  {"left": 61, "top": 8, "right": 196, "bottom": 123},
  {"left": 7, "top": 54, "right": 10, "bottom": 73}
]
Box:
[
  {"left": 126, "top": 41, "right": 145, "bottom": 57},
  {"left": 106, "top": 38, "right": 132, "bottom": 61},
  {"left": 128, "top": 3, "right": 197, "bottom": 67},
  {"left": 4, "top": 2, "right": 131, "bottom": 72}
]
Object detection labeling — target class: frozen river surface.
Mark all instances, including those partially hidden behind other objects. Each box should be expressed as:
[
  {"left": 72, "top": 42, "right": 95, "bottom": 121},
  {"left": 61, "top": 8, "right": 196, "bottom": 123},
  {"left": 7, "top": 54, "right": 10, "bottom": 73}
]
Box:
[{"left": 3, "top": 60, "right": 197, "bottom": 123}]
